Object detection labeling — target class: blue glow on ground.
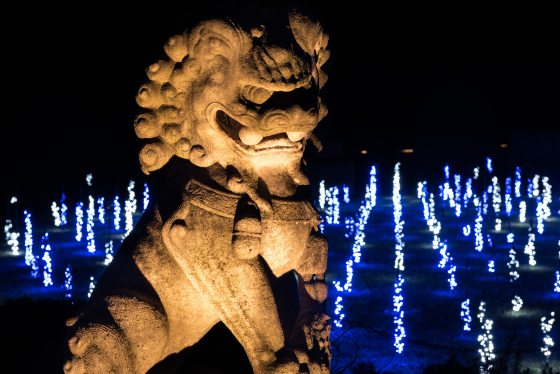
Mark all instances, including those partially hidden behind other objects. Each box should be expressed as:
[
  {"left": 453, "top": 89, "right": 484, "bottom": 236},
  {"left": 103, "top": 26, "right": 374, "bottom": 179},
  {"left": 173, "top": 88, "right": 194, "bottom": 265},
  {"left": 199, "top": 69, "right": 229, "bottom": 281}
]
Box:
[{"left": 1, "top": 161, "right": 559, "bottom": 372}]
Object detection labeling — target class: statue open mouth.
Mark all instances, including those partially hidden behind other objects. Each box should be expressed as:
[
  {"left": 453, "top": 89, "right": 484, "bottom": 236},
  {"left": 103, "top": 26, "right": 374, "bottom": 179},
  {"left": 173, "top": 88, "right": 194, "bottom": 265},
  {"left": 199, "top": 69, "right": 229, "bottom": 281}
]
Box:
[{"left": 216, "top": 110, "right": 305, "bottom": 153}]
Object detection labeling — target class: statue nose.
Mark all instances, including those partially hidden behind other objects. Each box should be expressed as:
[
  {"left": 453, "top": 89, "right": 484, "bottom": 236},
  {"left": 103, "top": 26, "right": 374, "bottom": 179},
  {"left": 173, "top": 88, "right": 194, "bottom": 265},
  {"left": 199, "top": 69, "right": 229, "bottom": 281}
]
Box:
[{"left": 259, "top": 107, "right": 317, "bottom": 134}]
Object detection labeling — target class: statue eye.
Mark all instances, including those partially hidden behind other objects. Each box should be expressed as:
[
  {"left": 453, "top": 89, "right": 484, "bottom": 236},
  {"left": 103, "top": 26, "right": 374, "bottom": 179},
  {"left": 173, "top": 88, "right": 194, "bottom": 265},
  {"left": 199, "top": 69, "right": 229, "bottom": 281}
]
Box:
[{"left": 242, "top": 85, "right": 273, "bottom": 105}]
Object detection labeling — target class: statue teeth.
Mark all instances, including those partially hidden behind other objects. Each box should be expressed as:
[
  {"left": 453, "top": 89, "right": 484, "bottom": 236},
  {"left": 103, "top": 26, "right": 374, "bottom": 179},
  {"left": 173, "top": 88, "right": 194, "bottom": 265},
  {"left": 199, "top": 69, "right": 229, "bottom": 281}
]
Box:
[
  {"left": 287, "top": 131, "right": 306, "bottom": 142},
  {"left": 239, "top": 127, "right": 264, "bottom": 145}
]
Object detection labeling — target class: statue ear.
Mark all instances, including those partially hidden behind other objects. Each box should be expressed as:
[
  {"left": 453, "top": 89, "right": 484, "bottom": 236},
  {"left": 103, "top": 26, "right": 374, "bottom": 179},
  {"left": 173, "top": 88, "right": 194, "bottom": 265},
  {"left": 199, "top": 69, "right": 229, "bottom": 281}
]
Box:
[
  {"left": 288, "top": 11, "right": 329, "bottom": 89},
  {"left": 288, "top": 11, "right": 329, "bottom": 64}
]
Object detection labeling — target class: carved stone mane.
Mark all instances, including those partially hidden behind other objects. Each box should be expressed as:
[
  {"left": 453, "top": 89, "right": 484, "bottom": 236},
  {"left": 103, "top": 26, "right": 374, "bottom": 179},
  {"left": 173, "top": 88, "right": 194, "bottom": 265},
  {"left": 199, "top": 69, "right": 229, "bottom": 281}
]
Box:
[{"left": 65, "top": 10, "right": 330, "bottom": 374}]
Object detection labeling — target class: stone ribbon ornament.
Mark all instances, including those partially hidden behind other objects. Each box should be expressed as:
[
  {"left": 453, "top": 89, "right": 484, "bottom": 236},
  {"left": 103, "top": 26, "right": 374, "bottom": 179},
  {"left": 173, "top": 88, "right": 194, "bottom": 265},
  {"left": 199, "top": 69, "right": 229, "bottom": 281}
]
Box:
[{"left": 65, "top": 10, "right": 330, "bottom": 374}]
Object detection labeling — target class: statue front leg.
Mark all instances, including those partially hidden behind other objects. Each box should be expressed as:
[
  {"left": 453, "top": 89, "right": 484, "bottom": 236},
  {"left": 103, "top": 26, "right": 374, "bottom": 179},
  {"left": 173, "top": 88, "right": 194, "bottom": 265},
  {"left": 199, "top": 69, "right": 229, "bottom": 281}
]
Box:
[
  {"left": 292, "top": 228, "right": 331, "bottom": 373},
  {"left": 64, "top": 295, "right": 168, "bottom": 374},
  {"left": 64, "top": 322, "right": 133, "bottom": 374},
  {"left": 163, "top": 203, "right": 298, "bottom": 373}
]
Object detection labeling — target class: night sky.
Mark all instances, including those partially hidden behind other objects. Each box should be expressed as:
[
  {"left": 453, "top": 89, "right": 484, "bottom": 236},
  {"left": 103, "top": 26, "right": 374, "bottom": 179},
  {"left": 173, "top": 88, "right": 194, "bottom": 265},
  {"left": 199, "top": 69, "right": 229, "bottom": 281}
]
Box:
[{"left": 2, "top": 3, "right": 559, "bottom": 199}]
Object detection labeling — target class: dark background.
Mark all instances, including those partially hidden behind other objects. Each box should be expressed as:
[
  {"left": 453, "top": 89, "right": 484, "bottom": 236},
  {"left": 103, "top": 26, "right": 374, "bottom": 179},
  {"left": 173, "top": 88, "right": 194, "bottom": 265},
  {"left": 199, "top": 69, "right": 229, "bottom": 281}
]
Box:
[{"left": 2, "top": 3, "right": 559, "bottom": 204}]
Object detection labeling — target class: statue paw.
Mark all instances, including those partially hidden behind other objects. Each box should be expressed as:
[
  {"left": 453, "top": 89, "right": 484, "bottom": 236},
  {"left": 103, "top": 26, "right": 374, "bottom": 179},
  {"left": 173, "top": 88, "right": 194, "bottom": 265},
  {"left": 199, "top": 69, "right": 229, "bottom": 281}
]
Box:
[{"left": 66, "top": 324, "right": 132, "bottom": 373}]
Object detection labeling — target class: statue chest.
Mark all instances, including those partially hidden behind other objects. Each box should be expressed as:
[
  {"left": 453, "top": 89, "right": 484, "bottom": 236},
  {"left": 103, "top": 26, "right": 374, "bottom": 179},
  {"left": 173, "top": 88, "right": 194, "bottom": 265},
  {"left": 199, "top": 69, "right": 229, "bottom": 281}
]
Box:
[{"left": 182, "top": 180, "right": 319, "bottom": 277}]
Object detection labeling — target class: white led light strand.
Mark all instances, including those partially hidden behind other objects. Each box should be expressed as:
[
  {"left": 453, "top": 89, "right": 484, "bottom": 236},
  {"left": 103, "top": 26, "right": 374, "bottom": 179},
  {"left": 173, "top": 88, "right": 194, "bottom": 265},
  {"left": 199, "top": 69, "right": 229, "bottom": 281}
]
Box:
[
  {"left": 104, "top": 240, "right": 114, "bottom": 266},
  {"left": 514, "top": 167, "right": 522, "bottom": 198},
  {"left": 532, "top": 174, "right": 540, "bottom": 198},
  {"left": 75, "top": 202, "right": 84, "bottom": 242},
  {"left": 51, "top": 201, "right": 62, "bottom": 227},
  {"left": 487, "top": 260, "right": 495, "bottom": 273},
  {"left": 97, "top": 197, "right": 105, "bottom": 224},
  {"left": 477, "top": 301, "right": 495, "bottom": 373},
  {"left": 464, "top": 178, "right": 473, "bottom": 208},
  {"left": 393, "top": 274, "right": 406, "bottom": 354},
  {"left": 86, "top": 195, "right": 96, "bottom": 253},
  {"left": 507, "top": 233, "right": 520, "bottom": 282},
  {"left": 542, "top": 176, "right": 552, "bottom": 219},
  {"left": 60, "top": 193, "right": 68, "bottom": 226},
  {"left": 342, "top": 184, "right": 350, "bottom": 204},
  {"left": 333, "top": 166, "right": 377, "bottom": 328},
  {"left": 475, "top": 207, "right": 484, "bottom": 252},
  {"left": 124, "top": 180, "right": 137, "bottom": 238},
  {"left": 519, "top": 201, "right": 527, "bottom": 223},
  {"left": 512, "top": 296, "right": 523, "bottom": 312},
  {"left": 540, "top": 312, "right": 555, "bottom": 360},
  {"left": 461, "top": 299, "right": 472, "bottom": 331},
  {"left": 41, "top": 233, "right": 53, "bottom": 287},
  {"left": 537, "top": 197, "right": 545, "bottom": 234},
  {"left": 113, "top": 195, "right": 121, "bottom": 231},
  {"left": 392, "top": 163, "right": 406, "bottom": 353},
  {"left": 143, "top": 182, "right": 150, "bottom": 211},
  {"left": 24, "top": 211, "right": 36, "bottom": 276},
  {"left": 318, "top": 180, "right": 326, "bottom": 210},
  {"left": 88, "top": 276, "right": 96, "bottom": 299},
  {"left": 64, "top": 265, "right": 73, "bottom": 301},
  {"left": 524, "top": 231, "right": 537, "bottom": 267},
  {"left": 486, "top": 157, "right": 493, "bottom": 174},
  {"left": 504, "top": 177, "right": 512, "bottom": 216},
  {"left": 4, "top": 219, "right": 20, "bottom": 255},
  {"left": 325, "top": 186, "right": 340, "bottom": 225}
]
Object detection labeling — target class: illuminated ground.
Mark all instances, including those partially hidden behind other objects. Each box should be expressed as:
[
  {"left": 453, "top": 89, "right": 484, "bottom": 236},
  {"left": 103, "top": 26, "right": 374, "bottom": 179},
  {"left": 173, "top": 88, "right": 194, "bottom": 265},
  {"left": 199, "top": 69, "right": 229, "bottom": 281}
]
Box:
[{"left": 1, "top": 164, "right": 559, "bottom": 373}]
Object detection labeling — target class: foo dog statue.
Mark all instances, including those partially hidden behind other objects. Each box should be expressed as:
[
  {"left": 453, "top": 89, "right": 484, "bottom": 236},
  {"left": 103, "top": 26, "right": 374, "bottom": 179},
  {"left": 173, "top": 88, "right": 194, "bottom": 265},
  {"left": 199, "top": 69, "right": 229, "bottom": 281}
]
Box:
[{"left": 65, "top": 10, "right": 330, "bottom": 374}]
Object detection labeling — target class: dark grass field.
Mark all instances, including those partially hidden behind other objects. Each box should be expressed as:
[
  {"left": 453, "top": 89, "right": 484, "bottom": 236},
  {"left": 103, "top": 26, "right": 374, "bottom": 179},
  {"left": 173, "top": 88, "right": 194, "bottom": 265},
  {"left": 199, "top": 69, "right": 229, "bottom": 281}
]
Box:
[{"left": 1, "top": 163, "right": 559, "bottom": 373}]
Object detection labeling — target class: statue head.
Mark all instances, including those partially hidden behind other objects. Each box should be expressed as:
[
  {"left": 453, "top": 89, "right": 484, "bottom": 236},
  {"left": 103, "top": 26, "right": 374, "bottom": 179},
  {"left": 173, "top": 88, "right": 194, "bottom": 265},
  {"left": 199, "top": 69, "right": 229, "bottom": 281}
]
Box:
[{"left": 135, "top": 11, "right": 329, "bottom": 203}]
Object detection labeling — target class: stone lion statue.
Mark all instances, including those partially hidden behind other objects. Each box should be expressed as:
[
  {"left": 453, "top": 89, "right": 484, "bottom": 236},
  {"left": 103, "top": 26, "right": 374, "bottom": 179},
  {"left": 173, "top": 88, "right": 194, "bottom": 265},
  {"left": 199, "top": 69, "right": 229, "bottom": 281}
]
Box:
[{"left": 65, "top": 9, "right": 330, "bottom": 374}]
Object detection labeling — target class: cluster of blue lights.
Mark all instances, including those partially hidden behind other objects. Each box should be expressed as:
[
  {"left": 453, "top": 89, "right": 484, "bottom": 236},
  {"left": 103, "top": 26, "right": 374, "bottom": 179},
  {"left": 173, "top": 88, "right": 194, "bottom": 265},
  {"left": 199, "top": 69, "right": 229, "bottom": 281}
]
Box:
[
  {"left": 3, "top": 174, "right": 147, "bottom": 300},
  {"left": 2, "top": 158, "right": 558, "bottom": 366},
  {"left": 330, "top": 166, "right": 377, "bottom": 328}
]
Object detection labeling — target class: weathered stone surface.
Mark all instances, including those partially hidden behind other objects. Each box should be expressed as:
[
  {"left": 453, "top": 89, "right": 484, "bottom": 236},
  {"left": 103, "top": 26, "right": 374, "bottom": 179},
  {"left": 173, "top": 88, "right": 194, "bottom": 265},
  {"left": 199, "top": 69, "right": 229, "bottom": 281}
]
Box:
[{"left": 65, "top": 10, "right": 330, "bottom": 374}]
